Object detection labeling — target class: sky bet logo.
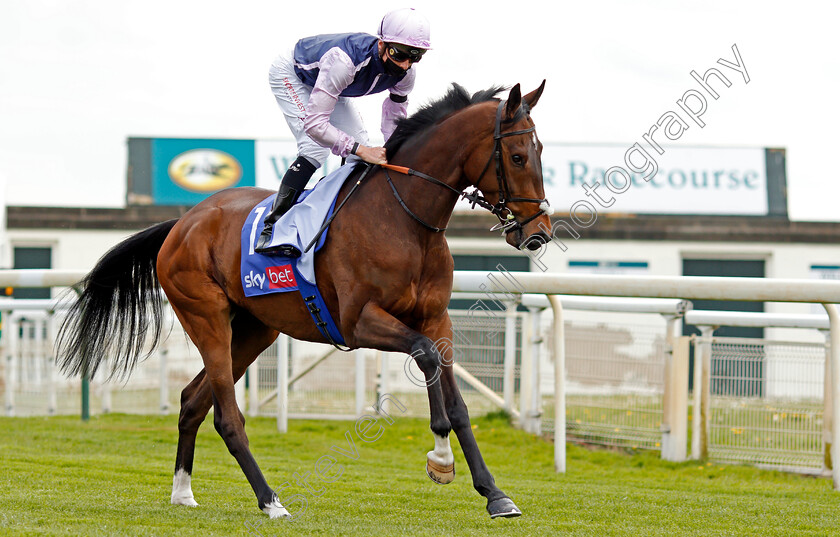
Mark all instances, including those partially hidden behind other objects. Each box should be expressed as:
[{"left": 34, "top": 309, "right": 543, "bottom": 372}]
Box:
[
  {"left": 243, "top": 264, "right": 298, "bottom": 290},
  {"left": 266, "top": 264, "right": 297, "bottom": 289},
  {"left": 244, "top": 270, "right": 266, "bottom": 289}
]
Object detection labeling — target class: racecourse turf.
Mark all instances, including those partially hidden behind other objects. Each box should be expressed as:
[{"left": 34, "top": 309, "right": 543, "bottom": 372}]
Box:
[{"left": 1, "top": 411, "right": 839, "bottom": 536}]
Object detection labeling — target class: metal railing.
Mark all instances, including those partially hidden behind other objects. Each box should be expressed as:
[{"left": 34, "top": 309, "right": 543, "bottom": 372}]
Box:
[
  {"left": 6, "top": 270, "right": 840, "bottom": 488},
  {"left": 686, "top": 309, "right": 831, "bottom": 474},
  {"left": 451, "top": 270, "right": 840, "bottom": 488}
]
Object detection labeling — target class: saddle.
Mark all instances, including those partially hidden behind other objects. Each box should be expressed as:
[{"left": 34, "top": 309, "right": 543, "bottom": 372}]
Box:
[{"left": 238, "top": 164, "right": 367, "bottom": 348}]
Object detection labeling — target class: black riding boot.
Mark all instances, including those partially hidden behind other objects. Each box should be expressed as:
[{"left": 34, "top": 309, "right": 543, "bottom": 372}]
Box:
[{"left": 254, "top": 156, "right": 317, "bottom": 255}]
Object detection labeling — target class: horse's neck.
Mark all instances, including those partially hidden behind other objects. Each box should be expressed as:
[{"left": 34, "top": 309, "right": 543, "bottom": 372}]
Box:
[{"left": 386, "top": 120, "right": 480, "bottom": 235}]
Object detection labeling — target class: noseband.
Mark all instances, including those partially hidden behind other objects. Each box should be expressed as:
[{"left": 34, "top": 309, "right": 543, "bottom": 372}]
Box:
[{"left": 382, "top": 99, "right": 552, "bottom": 235}]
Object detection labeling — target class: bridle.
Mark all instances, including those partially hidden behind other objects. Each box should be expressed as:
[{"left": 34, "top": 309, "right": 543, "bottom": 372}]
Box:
[{"left": 382, "top": 99, "right": 552, "bottom": 235}]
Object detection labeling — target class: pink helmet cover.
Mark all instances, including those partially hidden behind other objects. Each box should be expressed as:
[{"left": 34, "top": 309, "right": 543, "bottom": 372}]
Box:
[{"left": 378, "top": 8, "right": 431, "bottom": 49}]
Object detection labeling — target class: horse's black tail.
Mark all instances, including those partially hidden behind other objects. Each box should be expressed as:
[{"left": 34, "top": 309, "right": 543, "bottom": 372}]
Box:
[{"left": 56, "top": 219, "right": 179, "bottom": 380}]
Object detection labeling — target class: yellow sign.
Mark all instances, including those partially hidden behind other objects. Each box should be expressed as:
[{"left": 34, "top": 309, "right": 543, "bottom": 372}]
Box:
[{"left": 168, "top": 149, "right": 243, "bottom": 192}]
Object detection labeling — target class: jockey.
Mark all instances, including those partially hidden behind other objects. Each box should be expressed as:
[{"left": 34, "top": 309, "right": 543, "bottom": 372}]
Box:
[{"left": 255, "top": 7, "right": 431, "bottom": 255}]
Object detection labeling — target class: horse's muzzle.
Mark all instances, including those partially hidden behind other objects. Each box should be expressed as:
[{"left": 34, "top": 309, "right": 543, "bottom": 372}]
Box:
[{"left": 519, "top": 230, "right": 550, "bottom": 251}]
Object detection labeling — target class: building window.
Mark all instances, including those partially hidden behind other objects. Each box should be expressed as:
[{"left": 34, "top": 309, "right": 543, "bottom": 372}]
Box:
[
  {"left": 449, "top": 255, "right": 529, "bottom": 311},
  {"left": 13, "top": 247, "right": 52, "bottom": 299}
]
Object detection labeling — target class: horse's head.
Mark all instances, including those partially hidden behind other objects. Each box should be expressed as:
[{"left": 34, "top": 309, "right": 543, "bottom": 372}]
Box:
[{"left": 464, "top": 81, "right": 551, "bottom": 251}]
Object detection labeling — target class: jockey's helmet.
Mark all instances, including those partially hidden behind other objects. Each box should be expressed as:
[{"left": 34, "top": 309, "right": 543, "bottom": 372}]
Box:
[{"left": 378, "top": 8, "right": 431, "bottom": 50}]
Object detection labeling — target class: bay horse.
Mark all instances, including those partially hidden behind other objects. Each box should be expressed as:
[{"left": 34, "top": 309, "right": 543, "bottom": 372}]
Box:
[{"left": 56, "top": 81, "right": 550, "bottom": 520}]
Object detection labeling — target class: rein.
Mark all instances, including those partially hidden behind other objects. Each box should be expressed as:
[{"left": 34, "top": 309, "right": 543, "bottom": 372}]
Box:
[
  {"left": 381, "top": 99, "right": 551, "bottom": 235},
  {"left": 382, "top": 165, "right": 461, "bottom": 233}
]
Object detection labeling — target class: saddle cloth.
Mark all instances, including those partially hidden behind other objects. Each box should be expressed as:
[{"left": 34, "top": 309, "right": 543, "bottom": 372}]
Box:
[{"left": 239, "top": 163, "right": 361, "bottom": 347}]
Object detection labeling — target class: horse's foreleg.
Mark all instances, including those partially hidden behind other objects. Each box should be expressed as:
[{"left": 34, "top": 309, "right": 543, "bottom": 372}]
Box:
[
  {"left": 352, "top": 304, "right": 453, "bottom": 479},
  {"left": 439, "top": 363, "right": 521, "bottom": 518}
]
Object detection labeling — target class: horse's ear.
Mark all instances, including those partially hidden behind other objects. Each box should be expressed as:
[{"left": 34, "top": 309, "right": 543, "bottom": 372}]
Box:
[
  {"left": 523, "top": 80, "right": 546, "bottom": 110},
  {"left": 505, "top": 84, "right": 522, "bottom": 119}
]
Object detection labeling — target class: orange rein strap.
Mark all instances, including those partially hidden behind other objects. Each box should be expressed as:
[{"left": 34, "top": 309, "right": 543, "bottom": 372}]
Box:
[{"left": 380, "top": 163, "right": 410, "bottom": 175}]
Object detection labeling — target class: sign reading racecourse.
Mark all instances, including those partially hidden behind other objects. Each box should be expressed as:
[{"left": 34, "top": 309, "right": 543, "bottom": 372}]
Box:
[
  {"left": 543, "top": 144, "right": 773, "bottom": 215},
  {"left": 455, "top": 143, "right": 786, "bottom": 217},
  {"left": 128, "top": 137, "right": 786, "bottom": 217}
]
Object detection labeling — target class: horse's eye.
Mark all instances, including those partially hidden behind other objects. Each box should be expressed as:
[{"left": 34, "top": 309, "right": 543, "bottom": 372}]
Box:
[{"left": 511, "top": 154, "right": 524, "bottom": 166}]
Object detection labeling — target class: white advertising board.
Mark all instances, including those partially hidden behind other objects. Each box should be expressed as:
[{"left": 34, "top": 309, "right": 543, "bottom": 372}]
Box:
[
  {"left": 254, "top": 140, "right": 342, "bottom": 191},
  {"left": 255, "top": 140, "right": 769, "bottom": 217},
  {"left": 457, "top": 144, "right": 769, "bottom": 216}
]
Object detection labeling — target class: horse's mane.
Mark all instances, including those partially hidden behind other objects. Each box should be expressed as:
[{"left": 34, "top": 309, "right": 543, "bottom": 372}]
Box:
[{"left": 384, "top": 83, "right": 507, "bottom": 159}]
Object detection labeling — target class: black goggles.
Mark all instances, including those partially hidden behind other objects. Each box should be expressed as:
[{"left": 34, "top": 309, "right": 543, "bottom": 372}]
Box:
[{"left": 386, "top": 43, "right": 425, "bottom": 63}]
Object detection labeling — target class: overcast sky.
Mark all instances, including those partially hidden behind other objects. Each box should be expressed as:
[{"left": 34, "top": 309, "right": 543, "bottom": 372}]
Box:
[{"left": 2, "top": 0, "right": 838, "bottom": 221}]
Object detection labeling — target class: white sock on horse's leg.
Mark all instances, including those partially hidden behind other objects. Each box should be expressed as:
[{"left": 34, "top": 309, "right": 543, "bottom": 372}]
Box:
[
  {"left": 427, "top": 434, "right": 454, "bottom": 467},
  {"left": 261, "top": 498, "right": 292, "bottom": 519},
  {"left": 426, "top": 433, "right": 456, "bottom": 484},
  {"left": 171, "top": 468, "right": 199, "bottom": 507}
]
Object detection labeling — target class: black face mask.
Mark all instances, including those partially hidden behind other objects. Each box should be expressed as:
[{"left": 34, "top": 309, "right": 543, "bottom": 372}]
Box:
[{"left": 383, "top": 57, "right": 407, "bottom": 77}]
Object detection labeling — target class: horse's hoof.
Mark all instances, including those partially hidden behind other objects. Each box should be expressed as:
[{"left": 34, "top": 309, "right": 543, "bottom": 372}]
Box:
[
  {"left": 261, "top": 499, "right": 291, "bottom": 519},
  {"left": 426, "top": 457, "right": 455, "bottom": 484},
  {"left": 487, "top": 497, "right": 522, "bottom": 518},
  {"left": 171, "top": 495, "right": 198, "bottom": 507}
]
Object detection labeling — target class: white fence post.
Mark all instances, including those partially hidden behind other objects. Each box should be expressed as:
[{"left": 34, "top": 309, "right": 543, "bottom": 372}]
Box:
[
  {"left": 378, "top": 352, "right": 390, "bottom": 415},
  {"left": 691, "top": 325, "right": 716, "bottom": 460},
  {"left": 548, "top": 295, "right": 565, "bottom": 473},
  {"left": 46, "top": 312, "right": 57, "bottom": 415},
  {"left": 4, "top": 310, "right": 14, "bottom": 416},
  {"left": 691, "top": 332, "right": 702, "bottom": 460},
  {"left": 32, "top": 319, "right": 43, "bottom": 388},
  {"left": 519, "top": 309, "right": 532, "bottom": 428},
  {"left": 526, "top": 305, "right": 544, "bottom": 435},
  {"left": 822, "top": 329, "right": 833, "bottom": 471},
  {"left": 666, "top": 335, "right": 690, "bottom": 461},
  {"left": 503, "top": 299, "right": 518, "bottom": 413},
  {"left": 159, "top": 347, "right": 169, "bottom": 415},
  {"left": 661, "top": 316, "right": 675, "bottom": 459},
  {"left": 248, "top": 361, "right": 260, "bottom": 418},
  {"left": 355, "top": 349, "right": 366, "bottom": 416},
  {"left": 661, "top": 316, "right": 688, "bottom": 462},
  {"left": 101, "top": 359, "right": 112, "bottom": 414},
  {"left": 47, "top": 336, "right": 58, "bottom": 415},
  {"left": 823, "top": 303, "right": 840, "bottom": 490},
  {"left": 277, "top": 335, "right": 289, "bottom": 433}
]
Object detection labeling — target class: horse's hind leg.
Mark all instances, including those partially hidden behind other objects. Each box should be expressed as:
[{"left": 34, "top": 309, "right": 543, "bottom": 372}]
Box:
[
  {"left": 171, "top": 369, "right": 208, "bottom": 506},
  {"left": 171, "top": 311, "right": 278, "bottom": 508},
  {"left": 167, "top": 285, "right": 288, "bottom": 518}
]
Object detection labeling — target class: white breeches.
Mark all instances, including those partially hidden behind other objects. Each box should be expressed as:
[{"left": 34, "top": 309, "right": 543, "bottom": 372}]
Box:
[{"left": 268, "top": 54, "right": 370, "bottom": 167}]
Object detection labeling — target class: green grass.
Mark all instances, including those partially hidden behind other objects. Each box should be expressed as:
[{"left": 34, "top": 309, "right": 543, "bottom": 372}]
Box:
[{"left": 1, "top": 411, "right": 840, "bottom": 536}]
